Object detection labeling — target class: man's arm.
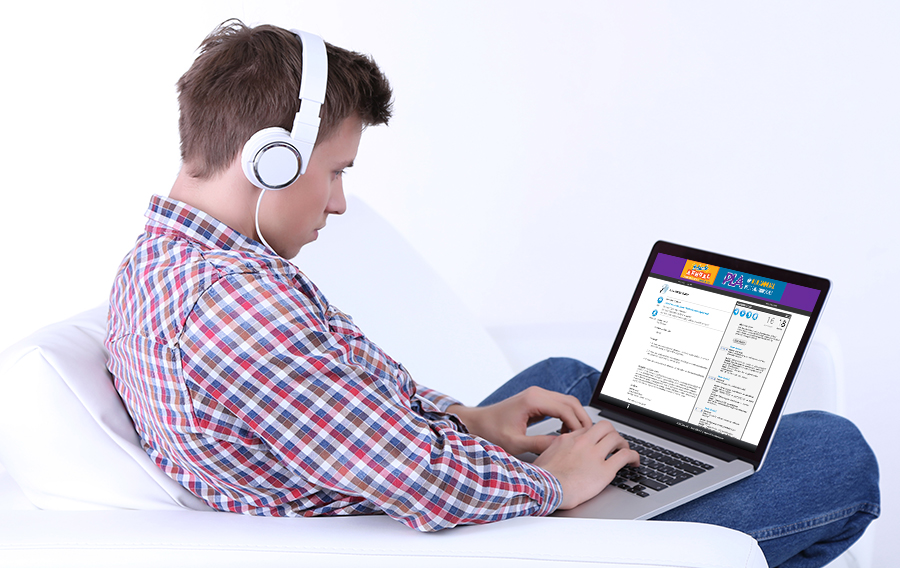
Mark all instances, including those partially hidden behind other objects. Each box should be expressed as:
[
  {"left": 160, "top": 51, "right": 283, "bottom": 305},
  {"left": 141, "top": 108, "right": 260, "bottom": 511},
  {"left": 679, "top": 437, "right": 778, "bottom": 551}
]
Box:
[{"left": 180, "top": 272, "right": 564, "bottom": 530}]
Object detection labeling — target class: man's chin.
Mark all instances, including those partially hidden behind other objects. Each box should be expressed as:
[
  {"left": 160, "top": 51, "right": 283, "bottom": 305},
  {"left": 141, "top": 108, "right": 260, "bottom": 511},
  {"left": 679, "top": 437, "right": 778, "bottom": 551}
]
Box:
[{"left": 286, "top": 239, "right": 315, "bottom": 259}]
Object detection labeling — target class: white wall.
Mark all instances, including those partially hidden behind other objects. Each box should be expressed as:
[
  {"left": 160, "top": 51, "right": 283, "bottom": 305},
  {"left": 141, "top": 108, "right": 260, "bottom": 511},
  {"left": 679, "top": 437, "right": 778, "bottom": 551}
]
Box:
[{"left": 2, "top": 1, "right": 896, "bottom": 563}]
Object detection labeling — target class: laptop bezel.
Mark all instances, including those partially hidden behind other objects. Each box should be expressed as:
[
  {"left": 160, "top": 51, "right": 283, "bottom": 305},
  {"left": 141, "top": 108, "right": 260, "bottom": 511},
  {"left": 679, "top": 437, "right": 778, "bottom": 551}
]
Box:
[{"left": 589, "top": 240, "right": 831, "bottom": 470}]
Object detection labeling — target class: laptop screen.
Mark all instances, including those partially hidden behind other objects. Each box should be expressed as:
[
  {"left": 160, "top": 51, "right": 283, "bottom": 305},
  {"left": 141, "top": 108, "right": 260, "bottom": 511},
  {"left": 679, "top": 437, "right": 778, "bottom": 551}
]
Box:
[{"left": 593, "top": 241, "right": 829, "bottom": 463}]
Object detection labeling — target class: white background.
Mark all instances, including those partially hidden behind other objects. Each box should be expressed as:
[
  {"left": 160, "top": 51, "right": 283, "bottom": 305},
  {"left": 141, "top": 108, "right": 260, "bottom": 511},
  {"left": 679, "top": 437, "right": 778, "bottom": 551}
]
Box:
[{"left": 2, "top": 1, "right": 897, "bottom": 563}]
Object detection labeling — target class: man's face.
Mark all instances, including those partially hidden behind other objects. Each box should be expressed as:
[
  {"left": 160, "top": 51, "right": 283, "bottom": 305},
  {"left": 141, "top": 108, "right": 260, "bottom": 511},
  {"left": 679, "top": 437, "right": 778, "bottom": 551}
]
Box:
[{"left": 259, "top": 115, "right": 362, "bottom": 258}]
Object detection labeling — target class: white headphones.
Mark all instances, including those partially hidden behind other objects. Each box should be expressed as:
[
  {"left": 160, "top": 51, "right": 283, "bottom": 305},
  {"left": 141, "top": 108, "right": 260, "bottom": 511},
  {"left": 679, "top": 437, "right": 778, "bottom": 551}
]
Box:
[
  {"left": 242, "top": 29, "right": 327, "bottom": 256},
  {"left": 241, "top": 29, "right": 328, "bottom": 190}
]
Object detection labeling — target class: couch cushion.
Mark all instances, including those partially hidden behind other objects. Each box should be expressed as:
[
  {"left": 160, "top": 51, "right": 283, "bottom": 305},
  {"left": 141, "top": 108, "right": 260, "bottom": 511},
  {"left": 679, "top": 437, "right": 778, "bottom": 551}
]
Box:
[
  {"left": 0, "top": 304, "right": 210, "bottom": 511},
  {"left": 0, "top": 510, "right": 767, "bottom": 568}
]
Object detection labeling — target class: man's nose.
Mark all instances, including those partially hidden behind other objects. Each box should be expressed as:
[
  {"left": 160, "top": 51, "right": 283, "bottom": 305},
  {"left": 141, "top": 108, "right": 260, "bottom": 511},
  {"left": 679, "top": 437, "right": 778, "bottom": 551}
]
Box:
[{"left": 328, "top": 183, "right": 347, "bottom": 215}]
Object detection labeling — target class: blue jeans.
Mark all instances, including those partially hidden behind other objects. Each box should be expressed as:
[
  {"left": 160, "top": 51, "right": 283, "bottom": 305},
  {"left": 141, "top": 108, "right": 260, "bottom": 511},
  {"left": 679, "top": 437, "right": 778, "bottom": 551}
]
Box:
[{"left": 479, "top": 358, "right": 881, "bottom": 568}]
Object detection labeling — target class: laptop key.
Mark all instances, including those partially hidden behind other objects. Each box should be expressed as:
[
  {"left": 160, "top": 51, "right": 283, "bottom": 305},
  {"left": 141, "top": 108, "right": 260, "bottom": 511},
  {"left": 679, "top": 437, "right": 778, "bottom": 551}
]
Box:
[
  {"left": 658, "top": 474, "right": 678, "bottom": 485},
  {"left": 668, "top": 472, "right": 692, "bottom": 484},
  {"left": 677, "top": 463, "right": 705, "bottom": 475},
  {"left": 637, "top": 477, "right": 667, "bottom": 491}
]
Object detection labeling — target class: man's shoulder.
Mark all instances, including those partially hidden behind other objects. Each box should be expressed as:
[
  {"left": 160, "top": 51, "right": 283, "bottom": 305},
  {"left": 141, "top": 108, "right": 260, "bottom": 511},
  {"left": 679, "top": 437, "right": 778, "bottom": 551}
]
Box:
[
  {"left": 131, "top": 228, "right": 288, "bottom": 281},
  {"left": 109, "top": 231, "right": 304, "bottom": 341}
]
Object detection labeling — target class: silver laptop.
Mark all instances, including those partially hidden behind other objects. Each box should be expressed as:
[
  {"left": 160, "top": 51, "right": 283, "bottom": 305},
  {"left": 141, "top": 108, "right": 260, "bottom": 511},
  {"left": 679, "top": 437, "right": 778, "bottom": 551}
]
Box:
[{"left": 523, "top": 241, "right": 830, "bottom": 520}]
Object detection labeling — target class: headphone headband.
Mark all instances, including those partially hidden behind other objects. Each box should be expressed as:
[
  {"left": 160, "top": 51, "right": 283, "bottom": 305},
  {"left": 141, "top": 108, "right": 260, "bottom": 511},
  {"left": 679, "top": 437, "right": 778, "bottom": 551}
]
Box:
[
  {"left": 291, "top": 29, "right": 327, "bottom": 173},
  {"left": 241, "top": 29, "right": 328, "bottom": 190}
]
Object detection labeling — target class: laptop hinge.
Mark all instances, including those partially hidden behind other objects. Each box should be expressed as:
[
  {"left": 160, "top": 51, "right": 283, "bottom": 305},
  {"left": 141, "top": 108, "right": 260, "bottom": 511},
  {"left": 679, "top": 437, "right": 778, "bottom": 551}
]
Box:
[{"left": 600, "top": 407, "right": 742, "bottom": 463}]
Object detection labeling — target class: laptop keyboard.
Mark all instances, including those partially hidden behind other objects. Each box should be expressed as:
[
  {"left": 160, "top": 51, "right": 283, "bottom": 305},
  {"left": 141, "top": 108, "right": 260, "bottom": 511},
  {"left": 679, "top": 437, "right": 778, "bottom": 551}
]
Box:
[{"left": 611, "top": 433, "right": 714, "bottom": 498}]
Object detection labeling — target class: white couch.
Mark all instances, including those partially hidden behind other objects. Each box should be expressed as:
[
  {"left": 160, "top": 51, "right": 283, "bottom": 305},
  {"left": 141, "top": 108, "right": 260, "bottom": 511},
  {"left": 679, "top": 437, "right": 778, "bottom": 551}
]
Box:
[{"left": 0, "top": 196, "right": 864, "bottom": 567}]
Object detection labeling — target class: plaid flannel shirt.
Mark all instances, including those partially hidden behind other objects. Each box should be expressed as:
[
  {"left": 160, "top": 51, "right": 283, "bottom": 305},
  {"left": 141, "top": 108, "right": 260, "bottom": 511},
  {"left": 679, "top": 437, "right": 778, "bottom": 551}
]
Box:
[{"left": 106, "top": 195, "right": 562, "bottom": 531}]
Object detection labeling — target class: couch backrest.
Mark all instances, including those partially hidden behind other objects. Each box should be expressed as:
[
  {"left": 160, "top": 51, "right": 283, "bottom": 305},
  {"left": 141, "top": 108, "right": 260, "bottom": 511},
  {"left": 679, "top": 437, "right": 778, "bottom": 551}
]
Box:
[
  {"left": 294, "top": 195, "right": 514, "bottom": 405},
  {"left": 0, "top": 304, "right": 211, "bottom": 510}
]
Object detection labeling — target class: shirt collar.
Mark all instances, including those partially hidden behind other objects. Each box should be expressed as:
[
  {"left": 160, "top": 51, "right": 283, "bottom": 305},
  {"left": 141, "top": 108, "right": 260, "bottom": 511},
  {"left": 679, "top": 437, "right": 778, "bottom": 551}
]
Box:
[{"left": 145, "top": 194, "right": 286, "bottom": 264}]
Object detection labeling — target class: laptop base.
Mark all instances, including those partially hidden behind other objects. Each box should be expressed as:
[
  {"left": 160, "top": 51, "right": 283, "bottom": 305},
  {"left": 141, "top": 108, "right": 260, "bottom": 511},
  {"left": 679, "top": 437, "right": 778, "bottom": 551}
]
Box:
[{"left": 523, "top": 410, "right": 754, "bottom": 520}]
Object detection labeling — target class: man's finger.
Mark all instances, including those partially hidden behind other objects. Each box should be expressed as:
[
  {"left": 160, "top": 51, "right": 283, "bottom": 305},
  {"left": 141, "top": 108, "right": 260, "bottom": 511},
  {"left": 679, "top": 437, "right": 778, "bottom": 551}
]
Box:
[
  {"left": 535, "top": 396, "right": 592, "bottom": 432},
  {"left": 515, "top": 434, "right": 557, "bottom": 455}
]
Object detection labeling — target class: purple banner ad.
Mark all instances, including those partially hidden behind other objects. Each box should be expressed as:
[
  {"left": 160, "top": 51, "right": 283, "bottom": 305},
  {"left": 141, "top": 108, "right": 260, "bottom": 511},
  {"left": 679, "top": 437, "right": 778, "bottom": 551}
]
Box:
[{"left": 651, "top": 253, "right": 820, "bottom": 312}]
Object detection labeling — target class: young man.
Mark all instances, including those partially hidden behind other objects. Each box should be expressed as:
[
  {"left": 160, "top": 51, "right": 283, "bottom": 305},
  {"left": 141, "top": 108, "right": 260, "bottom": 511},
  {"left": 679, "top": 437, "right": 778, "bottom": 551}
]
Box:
[
  {"left": 107, "top": 20, "right": 878, "bottom": 565},
  {"left": 106, "top": 20, "right": 637, "bottom": 533}
]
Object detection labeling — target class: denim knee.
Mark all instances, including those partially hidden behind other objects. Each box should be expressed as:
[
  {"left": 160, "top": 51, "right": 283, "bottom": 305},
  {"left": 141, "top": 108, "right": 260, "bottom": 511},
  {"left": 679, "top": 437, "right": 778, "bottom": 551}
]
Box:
[
  {"left": 478, "top": 357, "right": 600, "bottom": 407},
  {"left": 779, "top": 411, "right": 880, "bottom": 508},
  {"left": 542, "top": 357, "right": 600, "bottom": 406},
  {"left": 543, "top": 357, "right": 597, "bottom": 377}
]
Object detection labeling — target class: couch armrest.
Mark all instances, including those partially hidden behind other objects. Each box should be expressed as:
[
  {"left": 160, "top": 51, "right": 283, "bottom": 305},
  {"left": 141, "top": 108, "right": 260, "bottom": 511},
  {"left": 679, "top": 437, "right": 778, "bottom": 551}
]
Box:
[{"left": 0, "top": 510, "right": 767, "bottom": 568}]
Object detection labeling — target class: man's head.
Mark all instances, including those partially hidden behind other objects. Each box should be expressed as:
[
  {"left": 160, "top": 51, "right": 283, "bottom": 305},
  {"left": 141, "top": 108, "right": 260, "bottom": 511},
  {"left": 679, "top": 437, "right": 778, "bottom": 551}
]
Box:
[{"left": 176, "top": 19, "right": 392, "bottom": 180}]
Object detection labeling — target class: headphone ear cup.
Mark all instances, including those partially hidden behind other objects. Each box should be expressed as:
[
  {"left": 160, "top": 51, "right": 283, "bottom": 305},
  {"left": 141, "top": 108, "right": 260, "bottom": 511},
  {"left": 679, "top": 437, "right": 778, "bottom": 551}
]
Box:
[{"left": 242, "top": 127, "right": 302, "bottom": 190}]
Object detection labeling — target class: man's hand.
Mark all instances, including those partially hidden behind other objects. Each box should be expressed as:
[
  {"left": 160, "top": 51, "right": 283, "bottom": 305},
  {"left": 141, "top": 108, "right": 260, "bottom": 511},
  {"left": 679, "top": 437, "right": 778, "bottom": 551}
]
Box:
[
  {"left": 447, "top": 387, "right": 639, "bottom": 511},
  {"left": 533, "top": 421, "right": 639, "bottom": 510},
  {"left": 447, "top": 386, "right": 593, "bottom": 456}
]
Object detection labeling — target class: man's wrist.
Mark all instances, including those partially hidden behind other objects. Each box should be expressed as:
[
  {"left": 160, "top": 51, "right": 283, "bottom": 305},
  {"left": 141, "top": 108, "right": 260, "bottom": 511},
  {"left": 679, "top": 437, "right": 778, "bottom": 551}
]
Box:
[{"left": 447, "top": 404, "right": 482, "bottom": 437}]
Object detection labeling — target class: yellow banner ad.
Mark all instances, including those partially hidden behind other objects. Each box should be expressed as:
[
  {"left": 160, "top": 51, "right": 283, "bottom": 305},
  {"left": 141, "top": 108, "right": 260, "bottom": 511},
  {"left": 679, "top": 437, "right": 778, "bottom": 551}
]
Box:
[{"left": 680, "top": 260, "right": 720, "bottom": 284}]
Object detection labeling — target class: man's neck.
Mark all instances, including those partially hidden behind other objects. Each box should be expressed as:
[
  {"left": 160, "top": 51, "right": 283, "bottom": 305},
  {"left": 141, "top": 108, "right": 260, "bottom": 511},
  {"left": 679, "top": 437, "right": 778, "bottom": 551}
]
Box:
[{"left": 169, "top": 161, "right": 260, "bottom": 241}]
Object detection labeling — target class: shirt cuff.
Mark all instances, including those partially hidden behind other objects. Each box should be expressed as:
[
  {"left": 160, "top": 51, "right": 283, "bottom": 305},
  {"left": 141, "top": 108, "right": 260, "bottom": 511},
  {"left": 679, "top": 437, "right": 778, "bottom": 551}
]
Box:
[
  {"left": 528, "top": 462, "right": 564, "bottom": 516},
  {"left": 415, "top": 385, "right": 462, "bottom": 412}
]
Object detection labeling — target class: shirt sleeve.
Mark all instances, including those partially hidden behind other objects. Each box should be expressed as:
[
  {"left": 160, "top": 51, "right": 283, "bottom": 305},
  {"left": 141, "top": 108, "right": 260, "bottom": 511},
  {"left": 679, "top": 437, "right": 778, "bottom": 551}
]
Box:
[
  {"left": 413, "top": 384, "right": 462, "bottom": 412},
  {"left": 180, "top": 271, "right": 562, "bottom": 531}
]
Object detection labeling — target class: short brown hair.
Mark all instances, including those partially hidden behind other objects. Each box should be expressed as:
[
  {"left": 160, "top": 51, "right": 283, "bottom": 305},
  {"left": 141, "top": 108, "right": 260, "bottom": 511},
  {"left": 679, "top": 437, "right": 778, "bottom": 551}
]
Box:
[{"left": 176, "top": 19, "right": 393, "bottom": 179}]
